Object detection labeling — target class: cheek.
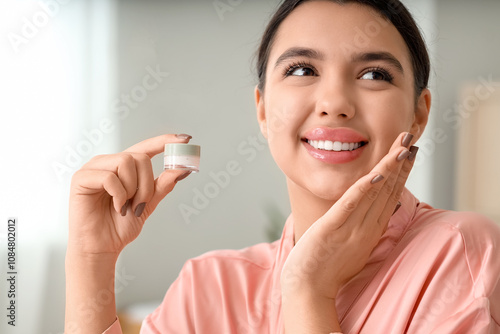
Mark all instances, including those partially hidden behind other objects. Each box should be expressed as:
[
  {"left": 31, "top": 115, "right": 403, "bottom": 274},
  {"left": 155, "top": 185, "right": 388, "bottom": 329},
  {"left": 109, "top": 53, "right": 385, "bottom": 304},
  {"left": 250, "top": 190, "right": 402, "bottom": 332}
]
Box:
[
  {"left": 264, "top": 90, "right": 308, "bottom": 143},
  {"left": 362, "top": 93, "right": 415, "bottom": 155},
  {"left": 263, "top": 93, "right": 311, "bottom": 174},
  {"left": 364, "top": 92, "right": 414, "bottom": 129}
]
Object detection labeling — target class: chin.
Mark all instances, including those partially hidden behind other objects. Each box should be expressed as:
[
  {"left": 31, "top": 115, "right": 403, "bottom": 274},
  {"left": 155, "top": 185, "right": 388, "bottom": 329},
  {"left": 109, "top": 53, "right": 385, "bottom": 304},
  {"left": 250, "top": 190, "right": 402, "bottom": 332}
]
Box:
[
  {"left": 295, "top": 177, "right": 351, "bottom": 203},
  {"left": 309, "top": 186, "right": 346, "bottom": 202}
]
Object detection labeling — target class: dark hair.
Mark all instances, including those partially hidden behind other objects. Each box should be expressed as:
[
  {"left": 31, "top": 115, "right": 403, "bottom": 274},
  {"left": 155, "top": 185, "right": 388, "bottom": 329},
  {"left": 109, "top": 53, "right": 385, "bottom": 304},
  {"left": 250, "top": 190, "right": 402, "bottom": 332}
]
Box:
[{"left": 256, "top": 0, "right": 430, "bottom": 99}]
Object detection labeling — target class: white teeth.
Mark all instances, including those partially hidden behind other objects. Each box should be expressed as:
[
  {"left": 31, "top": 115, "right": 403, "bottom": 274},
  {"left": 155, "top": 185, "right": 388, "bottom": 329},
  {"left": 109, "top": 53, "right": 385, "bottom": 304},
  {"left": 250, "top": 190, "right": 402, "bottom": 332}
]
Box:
[{"left": 307, "top": 139, "right": 364, "bottom": 151}]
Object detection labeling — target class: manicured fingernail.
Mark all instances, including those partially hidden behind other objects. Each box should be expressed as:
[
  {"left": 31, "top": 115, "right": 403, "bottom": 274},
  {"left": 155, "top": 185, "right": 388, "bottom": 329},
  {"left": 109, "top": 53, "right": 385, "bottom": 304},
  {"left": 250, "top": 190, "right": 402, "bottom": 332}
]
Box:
[
  {"left": 402, "top": 133, "right": 414, "bottom": 148},
  {"left": 393, "top": 201, "right": 402, "bottom": 215},
  {"left": 121, "top": 199, "right": 130, "bottom": 216},
  {"left": 397, "top": 149, "right": 411, "bottom": 161},
  {"left": 371, "top": 175, "right": 384, "bottom": 184},
  {"left": 134, "top": 202, "right": 146, "bottom": 217},
  {"left": 176, "top": 134, "right": 192, "bottom": 140},
  {"left": 175, "top": 171, "right": 192, "bottom": 182},
  {"left": 408, "top": 146, "right": 419, "bottom": 162}
]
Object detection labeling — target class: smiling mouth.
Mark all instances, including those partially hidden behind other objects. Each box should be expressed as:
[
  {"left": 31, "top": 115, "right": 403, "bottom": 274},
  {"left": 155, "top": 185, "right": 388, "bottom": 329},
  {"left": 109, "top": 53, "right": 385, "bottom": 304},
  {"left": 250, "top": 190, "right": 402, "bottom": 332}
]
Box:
[{"left": 304, "top": 139, "right": 368, "bottom": 152}]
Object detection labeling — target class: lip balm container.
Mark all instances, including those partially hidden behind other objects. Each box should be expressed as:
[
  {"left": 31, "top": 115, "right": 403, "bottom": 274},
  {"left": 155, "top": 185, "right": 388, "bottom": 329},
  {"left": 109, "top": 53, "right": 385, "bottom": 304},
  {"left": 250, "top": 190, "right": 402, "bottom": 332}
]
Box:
[{"left": 164, "top": 143, "right": 201, "bottom": 173}]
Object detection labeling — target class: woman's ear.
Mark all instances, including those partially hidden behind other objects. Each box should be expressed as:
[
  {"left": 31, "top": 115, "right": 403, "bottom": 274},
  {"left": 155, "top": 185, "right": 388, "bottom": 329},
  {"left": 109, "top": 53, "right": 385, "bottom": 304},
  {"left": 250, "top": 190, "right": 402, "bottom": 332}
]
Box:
[
  {"left": 255, "top": 85, "right": 268, "bottom": 139},
  {"left": 410, "top": 88, "right": 431, "bottom": 142}
]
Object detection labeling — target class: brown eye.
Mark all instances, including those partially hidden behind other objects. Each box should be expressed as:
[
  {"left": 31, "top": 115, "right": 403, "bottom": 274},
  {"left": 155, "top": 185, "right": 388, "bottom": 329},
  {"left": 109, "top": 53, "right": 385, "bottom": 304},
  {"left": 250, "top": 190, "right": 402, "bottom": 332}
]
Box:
[
  {"left": 359, "top": 68, "right": 394, "bottom": 82},
  {"left": 283, "top": 61, "right": 318, "bottom": 77},
  {"left": 289, "top": 67, "right": 315, "bottom": 76}
]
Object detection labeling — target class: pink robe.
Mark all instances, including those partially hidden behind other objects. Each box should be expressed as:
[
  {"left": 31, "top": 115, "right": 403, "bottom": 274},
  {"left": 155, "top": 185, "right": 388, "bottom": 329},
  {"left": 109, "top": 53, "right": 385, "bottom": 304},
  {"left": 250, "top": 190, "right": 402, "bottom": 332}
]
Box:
[{"left": 104, "top": 189, "right": 500, "bottom": 333}]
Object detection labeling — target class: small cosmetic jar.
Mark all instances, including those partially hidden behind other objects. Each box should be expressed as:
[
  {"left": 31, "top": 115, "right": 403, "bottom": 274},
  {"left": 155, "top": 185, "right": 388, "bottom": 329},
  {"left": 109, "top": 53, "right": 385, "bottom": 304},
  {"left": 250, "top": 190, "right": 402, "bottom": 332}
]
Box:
[{"left": 164, "top": 143, "right": 201, "bottom": 173}]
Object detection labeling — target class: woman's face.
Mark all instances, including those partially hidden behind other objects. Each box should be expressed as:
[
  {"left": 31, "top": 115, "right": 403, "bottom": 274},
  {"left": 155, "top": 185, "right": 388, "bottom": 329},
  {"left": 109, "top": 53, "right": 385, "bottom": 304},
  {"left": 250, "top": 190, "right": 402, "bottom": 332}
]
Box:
[{"left": 255, "top": 1, "right": 430, "bottom": 201}]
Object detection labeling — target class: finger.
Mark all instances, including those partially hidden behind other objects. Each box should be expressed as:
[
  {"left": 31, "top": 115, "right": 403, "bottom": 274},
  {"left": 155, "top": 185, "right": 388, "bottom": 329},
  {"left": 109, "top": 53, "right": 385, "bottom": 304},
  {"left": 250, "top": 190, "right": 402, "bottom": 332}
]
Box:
[
  {"left": 361, "top": 138, "right": 411, "bottom": 221},
  {"left": 129, "top": 153, "right": 156, "bottom": 217},
  {"left": 361, "top": 158, "right": 404, "bottom": 234},
  {"left": 364, "top": 131, "right": 412, "bottom": 188},
  {"left": 317, "top": 170, "right": 381, "bottom": 230},
  {"left": 350, "top": 131, "right": 411, "bottom": 211},
  {"left": 356, "top": 134, "right": 414, "bottom": 235},
  {"left": 71, "top": 169, "right": 127, "bottom": 214},
  {"left": 334, "top": 135, "right": 411, "bottom": 228},
  {"left": 124, "top": 133, "right": 192, "bottom": 158},
  {"left": 379, "top": 145, "right": 419, "bottom": 224},
  {"left": 81, "top": 153, "right": 139, "bottom": 197},
  {"left": 146, "top": 169, "right": 192, "bottom": 213}
]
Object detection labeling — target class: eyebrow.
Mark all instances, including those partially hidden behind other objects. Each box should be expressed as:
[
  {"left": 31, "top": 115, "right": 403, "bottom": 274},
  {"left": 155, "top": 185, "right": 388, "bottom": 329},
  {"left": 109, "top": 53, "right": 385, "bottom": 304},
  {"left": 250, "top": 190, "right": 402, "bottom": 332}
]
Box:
[
  {"left": 274, "top": 47, "right": 325, "bottom": 69},
  {"left": 274, "top": 47, "right": 404, "bottom": 75},
  {"left": 352, "top": 51, "right": 404, "bottom": 75}
]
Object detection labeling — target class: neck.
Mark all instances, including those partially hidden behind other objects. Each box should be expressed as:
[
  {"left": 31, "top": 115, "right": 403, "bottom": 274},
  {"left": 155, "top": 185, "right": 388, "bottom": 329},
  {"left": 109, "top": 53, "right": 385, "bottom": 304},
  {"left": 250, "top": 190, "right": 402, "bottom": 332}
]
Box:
[{"left": 287, "top": 179, "right": 336, "bottom": 244}]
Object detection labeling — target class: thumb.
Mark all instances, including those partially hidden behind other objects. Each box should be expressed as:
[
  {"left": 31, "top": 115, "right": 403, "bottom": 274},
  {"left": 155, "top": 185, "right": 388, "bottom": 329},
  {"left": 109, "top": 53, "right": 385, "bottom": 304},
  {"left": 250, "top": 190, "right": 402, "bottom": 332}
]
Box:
[{"left": 147, "top": 170, "right": 192, "bottom": 212}]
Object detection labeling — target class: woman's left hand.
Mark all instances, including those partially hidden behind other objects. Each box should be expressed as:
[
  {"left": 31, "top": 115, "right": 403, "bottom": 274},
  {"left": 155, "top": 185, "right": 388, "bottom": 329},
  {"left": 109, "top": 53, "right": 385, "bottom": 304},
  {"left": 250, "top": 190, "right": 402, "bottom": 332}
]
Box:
[{"left": 281, "top": 132, "right": 418, "bottom": 301}]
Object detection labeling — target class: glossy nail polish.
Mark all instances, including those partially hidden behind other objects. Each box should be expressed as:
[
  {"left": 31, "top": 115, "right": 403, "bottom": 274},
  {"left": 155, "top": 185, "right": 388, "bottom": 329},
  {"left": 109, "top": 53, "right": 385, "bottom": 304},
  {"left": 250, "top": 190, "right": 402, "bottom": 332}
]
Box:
[
  {"left": 121, "top": 199, "right": 130, "bottom": 216},
  {"left": 175, "top": 134, "right": 192, "bottom": 140},
  {"left": 402, "top": 133, "right": 414, "bottom": 148},
  {"left": 397, "top": 149, "right": 411, "bottom": 161},
  {"left": 175, "top": 171, "right": 192, "bottom": 183},
  {"left": 134, "top": 202, "right": 146, "bottom": 217},
  {"left": 393, "top": 201, "right": 402, "bottom": 215},
  {"left": 408, "top": 146, "right": 419, "bottom": 162},
  {"left": 371, "top": 175, "right": 384, "bottom": 184}
]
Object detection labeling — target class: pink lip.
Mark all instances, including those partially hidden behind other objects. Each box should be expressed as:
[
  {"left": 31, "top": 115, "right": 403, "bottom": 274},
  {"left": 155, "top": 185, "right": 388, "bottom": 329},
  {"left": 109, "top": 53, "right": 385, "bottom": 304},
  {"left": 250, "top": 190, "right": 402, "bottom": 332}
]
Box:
[
  {"left": 302, "top": 127, "right": 368, "bottom": 164},
  {"left": 303, "top": 127, "right": 368, "bottom": 142}
]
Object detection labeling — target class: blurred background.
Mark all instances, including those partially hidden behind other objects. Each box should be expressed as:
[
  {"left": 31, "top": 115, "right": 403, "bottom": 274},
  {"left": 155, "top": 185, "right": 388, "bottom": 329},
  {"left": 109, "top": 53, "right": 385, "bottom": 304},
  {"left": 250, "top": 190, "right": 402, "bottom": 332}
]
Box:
[{"left": 0, "top": 0, "right": 499, "bottom": 333}]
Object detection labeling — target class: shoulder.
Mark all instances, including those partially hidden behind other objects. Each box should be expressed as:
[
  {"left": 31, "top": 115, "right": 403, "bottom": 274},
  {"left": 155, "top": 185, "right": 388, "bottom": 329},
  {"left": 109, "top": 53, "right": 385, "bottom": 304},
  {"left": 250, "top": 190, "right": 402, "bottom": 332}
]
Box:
[
  {"left": 409, "top": 207, "right": 500, "bottom": 284},
  {"left": 400, "top": 207, "right": 500, "bottom": 326},
  {"left": 181, "top": 239, "right": 280, "bottom": 275},
  {"left": 412, "top": 207, "right": 500, "bottom": 244}
]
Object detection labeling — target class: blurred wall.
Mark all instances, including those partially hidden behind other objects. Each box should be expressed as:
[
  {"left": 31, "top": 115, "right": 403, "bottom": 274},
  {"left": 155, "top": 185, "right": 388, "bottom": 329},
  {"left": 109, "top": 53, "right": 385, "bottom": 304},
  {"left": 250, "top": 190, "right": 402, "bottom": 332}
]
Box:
[{"left": 432, "top": 0, "right": 500, "bottom": 210}]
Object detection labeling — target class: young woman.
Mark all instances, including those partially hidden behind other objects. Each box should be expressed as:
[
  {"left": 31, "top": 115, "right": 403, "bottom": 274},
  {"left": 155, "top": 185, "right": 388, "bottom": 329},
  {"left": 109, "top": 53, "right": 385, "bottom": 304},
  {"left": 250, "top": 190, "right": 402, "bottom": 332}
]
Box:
[{"left": 65, "top": 0, "right": 500, "bottom": 333}]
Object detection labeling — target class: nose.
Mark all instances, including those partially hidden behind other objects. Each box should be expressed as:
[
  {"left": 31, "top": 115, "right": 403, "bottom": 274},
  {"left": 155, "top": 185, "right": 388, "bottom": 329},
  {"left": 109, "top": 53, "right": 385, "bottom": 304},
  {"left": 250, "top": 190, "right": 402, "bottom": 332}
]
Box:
[{"left": 314, "top": 79, "right": 355, "bottom": 120}]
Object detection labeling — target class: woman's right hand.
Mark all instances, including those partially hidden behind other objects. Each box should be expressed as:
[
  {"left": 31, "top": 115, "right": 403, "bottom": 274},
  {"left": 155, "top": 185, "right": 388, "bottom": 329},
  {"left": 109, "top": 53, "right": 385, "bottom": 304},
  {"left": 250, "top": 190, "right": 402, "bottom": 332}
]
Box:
[{"left": 68, "top": 133, "right": 193, "bottom": 256}]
